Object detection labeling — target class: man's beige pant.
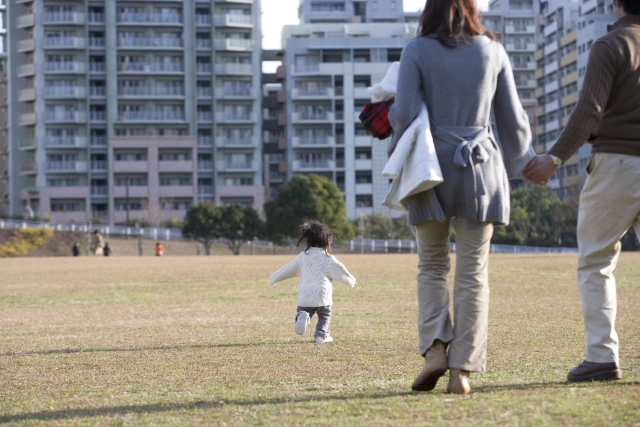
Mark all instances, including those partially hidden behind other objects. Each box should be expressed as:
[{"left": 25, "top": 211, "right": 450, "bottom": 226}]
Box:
[
  {"left": 415, "top": 218, "right": 493, "bottom": 372},
  {"left": 577, "top": 153, "right": 640, "bottom": 365}
]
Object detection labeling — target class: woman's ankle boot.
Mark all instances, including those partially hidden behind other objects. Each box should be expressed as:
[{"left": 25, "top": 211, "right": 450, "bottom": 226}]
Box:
[
  {"left": 411, "top": 340, "right": 448, "bottom": 391},
  {"left": 447, "top": 368, "right": 471, "bottom": 394}
]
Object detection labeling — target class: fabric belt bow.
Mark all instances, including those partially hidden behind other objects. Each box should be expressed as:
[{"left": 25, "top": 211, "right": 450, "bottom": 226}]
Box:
[{"left": 433, "top": 126, "right": 492, "bottom": 225}]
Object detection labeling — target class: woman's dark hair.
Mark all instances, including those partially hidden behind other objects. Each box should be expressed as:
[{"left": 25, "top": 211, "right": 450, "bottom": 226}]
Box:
[
  {"left": 619, "top": 0, "right": 640, "bottom": 15},
  {"left": 297, "top": 220, "right": 333, "bottom": 253},
  {"left": 418, "top": 0, "right": 496, "bottom": 47}
]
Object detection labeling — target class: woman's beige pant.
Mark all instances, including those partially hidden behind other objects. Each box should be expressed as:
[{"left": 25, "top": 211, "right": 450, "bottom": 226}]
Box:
[{"left": 415, "top": 218, "right": 493, "bottom": 372}]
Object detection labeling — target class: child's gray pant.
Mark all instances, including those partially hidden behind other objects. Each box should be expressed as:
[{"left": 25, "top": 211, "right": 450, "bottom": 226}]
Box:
[{"left": 296, "top": 305, "right": 332, "bottom": 338}]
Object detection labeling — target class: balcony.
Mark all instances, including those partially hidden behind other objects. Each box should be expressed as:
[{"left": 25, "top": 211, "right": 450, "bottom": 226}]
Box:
[
  {"left": 91, "top": 160, "right": 108, "bottom": 171},
  {"left": 217, "top": 136, "right": 258, "bottom": 147},
  {"left": 118, "top": 63, "right": 184, "bottom": 74},
  {"left": 18, "top": 88, "right": 36, "bottom": 102},
  {"left": 196, "top": 15, "right": 212, "bottom": 26},
  {"left": 45, "top": 136, "right": 88, "bottom": 148},
  {"left": 516, "top": 79, "right": 537, "bottom": 89},
  {"left": 44, "top": 37, "right": 86, "bottom": 49},
  {"left": 19, "top": 138, "right": 37, "bottom": 150},
  {"left": 197, "top": 111, "right": 213, "bottom": 122},
  {"left": 215, "top": 111, "right": 256, "bottom": 123},
  {"left": 354, "top": 135, "right": 371, "bottom": 146},
  {"left": 214, "top": 0, "right": 254, "bottom": 3},
  {"left": 505, "top": 25, "right": 536, "bottom": 34},
  {"left": 118, "top": 37, "right": 183, "bottom": 49},
  {"left": 91, "top": 136, "right": 107, "bottom": 147},
  {"left": 214, "top": 14, "right": 254, "bottom": 27},
  {"left": 88, "top": 12, "right": 105, "bottom": 24},
  {"left": 158, "top": 161, "right": 194, "bottom": 173},
  {"left": 44, "top": 61, "right": 87, "bottom": 74},
  {"left": 17, "top": 14, "right": 35, "bottom": 28},
  {"left": 505, "top": 42, "right": 537, "bottom": 52},
  {"left": 159, "top": 185, "right": 194, "bottom": 198},
  {"left": 513, "top": 61, "right": 537, "bottom": 70},
  {"left": 291, "top": 88, "right": 334, "bottom": 99},
  {"left": 354, "top": 87, "right": 370, "bottom": 99},
  {"left": 198, "top": 160, "right": 213, "bottom": 170},
  {"left": 291, "top": 111, "right": 334, "bottom": 123},
  {"left": 18, "top": 39, "right": 36, "bottom": 52},
  {"left": 118, "top": 111, "right": 185, "bottom": 122},
  {"left": 118, "top": 87, "right": 184, "bottom": 98},
  {"left": 43, "top": 12, "right": 86, "bottom": 25},
  {"left": 214, "top": 87, "right": 257, "bottom": 100},
  {"left": 46, "top": 160, "right": 88, "bottom": 173},
  {"left": 198, "top": 136, "right": 213, "bottom": 146},
  {"left": 197, "top": 87, "right": 213, "bottom": 98},
  {"left": 198, "top": 185, "right": 214, "bottom": 195},
  {"left": 197, "top": 63, "right": 213, "bottom": 74},
  {"left": 196, "top": 38, "right": 212, "bottom": 50},
  {"left": 20, "top": 161, "right": 37, "bottom": 175},
  {"left": 44, "top": 111, "right": 87, "bottom": 123},
  {"left": 89, "top": 37, "right": 106, "bottom": 48},
  {"left": 112, "top": 160, "right": 147, "bottom": 173},
  {"left": 44, "top": 86, "right": 87, "bottom": 99},
  {"left": 91, "top": 186, "right": 108, "bottom": 196},
  {"left": 89, "top": 62, "right": 106, "bottom": 73},
  {"left": 215, "top": 38, "right": 254, "bottom": 51},
  {"left": 216, "top": 160, "right": 258, "bottom": 172},
  {"left": 214, "top": 63, "right": 252, "bottom": 75},
  {"left": 355, "top": 159, "right": 373, "bottom": 170},
  {"left": 291, "top": 136, "right": 335, "bottom": 148},
  {"left": 90, "top": 86, "right": 106, "bottom": 97},
  {"left": 117, "top": 13, "right": 182, "bottom": 25},
  {"left": 291, "top": 160, "right": 335, "bottom": 172},
  {"left": 18, "top": 63, "right": 36, "bottom": 77},
  {"left": 355, "top": 183, "right": 373, "bottom": 194},
  {"left": 19, "top": 113, "right": 37, "bottom": 126}
]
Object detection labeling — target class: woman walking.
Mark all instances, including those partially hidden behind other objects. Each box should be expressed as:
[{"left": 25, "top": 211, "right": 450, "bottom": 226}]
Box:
[{"left": 389, "top": 0, "right": 535, "bottom": 393}]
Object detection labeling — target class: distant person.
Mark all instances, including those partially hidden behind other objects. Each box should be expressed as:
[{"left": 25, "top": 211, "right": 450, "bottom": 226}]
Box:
[
  {"left": 72, "top": 242, "right": 80, "bottom": 257},
  {"left": 269, "top": 221, "right": 356, "bottom": 344},
  {"left": 155, "top": 242, "right": 164, "bottom": 257},
  {"left": 103, "top": 243, "right": 111, "bottom": 257},
  {"left": 522, "top": 0, "right": 640, "bottom": 383},
  {"left": 90, "top": 231, "right": 104, "bottom": 256}
]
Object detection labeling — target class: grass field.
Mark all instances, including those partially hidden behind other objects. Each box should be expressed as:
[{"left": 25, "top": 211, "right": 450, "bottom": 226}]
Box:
[{"left": 1, "top": 254, "right": 639, "bottom": 426}]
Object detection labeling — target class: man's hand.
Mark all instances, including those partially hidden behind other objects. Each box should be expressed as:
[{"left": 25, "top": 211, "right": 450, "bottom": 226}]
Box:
[{"left": 522, "top": 154, "right": 558, "bottom": 185}]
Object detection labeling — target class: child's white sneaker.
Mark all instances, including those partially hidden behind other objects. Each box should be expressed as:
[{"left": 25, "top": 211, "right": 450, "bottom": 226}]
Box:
[
  {"left": 295, "top": 311, "right": 310, "bottom": 335},
  {"left": 315, "top": 335, "right": 333, "bottom": 344}
]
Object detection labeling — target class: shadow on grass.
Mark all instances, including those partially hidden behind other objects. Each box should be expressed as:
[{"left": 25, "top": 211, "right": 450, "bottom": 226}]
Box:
[
  {"left": 473, "top": 380, "right": 640, "bottom": 393},
  {"left": 0, "top": 391, "right": 414, "bottom": 424},
  {"left": 0, "top": 341, "right": 304, "bottom": 357}
]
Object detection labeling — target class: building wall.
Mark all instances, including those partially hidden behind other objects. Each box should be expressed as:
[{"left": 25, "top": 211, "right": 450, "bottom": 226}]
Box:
[
  {"left": 5, "top": 0, "right": 263, "bottom": 224},
  {"left": 299, "top": 0, "right": 405, "bottom": 24}
]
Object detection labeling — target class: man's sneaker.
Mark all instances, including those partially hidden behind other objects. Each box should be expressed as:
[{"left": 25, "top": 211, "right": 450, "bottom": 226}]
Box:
[
  {"left": 295, "top": 311, "right": 310, "bottom": 335},
  {"left": 315, "top": 335, "right": 334, "bottom": 344}
]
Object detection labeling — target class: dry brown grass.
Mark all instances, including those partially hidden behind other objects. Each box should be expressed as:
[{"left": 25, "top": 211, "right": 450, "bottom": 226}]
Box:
[{"left": 1, "top": 254, "right": 639, "bottom": 426}]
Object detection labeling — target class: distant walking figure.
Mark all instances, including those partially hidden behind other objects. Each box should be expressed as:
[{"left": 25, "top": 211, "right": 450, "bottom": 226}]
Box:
[
  {"left": 72, "top": 242, "right": 80, "bottom": 257},
  {"left": 389, "top": 0, "right": 535, "bottom": 393},
  {"left": 523, "top": 0, "right": 640, "bottom": 383},
  {"left": 269, "top": 221, "right": 356, "bottom": 344},
  {"left": 90, "top": 231, "right": 104, "bottom": 256},
  {"left": 155, "top": 242, "right": 164, "bottom": 256}
]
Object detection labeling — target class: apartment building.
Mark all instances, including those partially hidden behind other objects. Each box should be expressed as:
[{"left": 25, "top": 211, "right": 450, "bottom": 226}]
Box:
[
  {"left": 280, "top": 20, "right": 416, "bottom": 219},
  {"left": 299, "top": 0, "right": 404, "bottom": 24},
  {"left": 535, "top": 0, "right": 615, "bottom": 200},
  {"left": 5, "top": 0, "right": 263, "bottom": 224}
]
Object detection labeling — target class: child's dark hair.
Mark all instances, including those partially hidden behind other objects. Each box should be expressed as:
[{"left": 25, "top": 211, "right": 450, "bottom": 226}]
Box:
[{"left": 297, "top": 220, "right": 333, "bottom": 253}]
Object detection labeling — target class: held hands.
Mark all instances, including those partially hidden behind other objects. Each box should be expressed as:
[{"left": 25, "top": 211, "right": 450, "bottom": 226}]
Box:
[{"left": 521, "top": 154, "right": 559, "bottom": 186}]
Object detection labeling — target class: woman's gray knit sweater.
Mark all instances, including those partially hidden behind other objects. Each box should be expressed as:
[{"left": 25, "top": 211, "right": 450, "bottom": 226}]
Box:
[{"left": 388, "top": 35, "right": 535, "bottom": 227}]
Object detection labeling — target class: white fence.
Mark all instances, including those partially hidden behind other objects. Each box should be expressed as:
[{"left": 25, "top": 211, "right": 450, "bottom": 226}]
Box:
[{"left": 0, "top": 219, "right": 579, "bottom": 254}]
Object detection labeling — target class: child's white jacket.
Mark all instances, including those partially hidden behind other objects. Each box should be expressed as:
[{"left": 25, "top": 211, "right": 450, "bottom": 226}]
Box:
[{"left": 269, "top": 247, "right": 356, "bottom": 307}]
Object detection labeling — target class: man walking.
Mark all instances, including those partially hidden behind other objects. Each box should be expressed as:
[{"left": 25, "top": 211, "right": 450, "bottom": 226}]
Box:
[{"left": 524, "top": 0, "right": 640, "bottom": 382}]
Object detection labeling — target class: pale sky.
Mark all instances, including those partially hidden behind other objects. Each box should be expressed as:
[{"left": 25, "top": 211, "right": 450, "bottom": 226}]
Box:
[{"left": 261, "top": 0, "right": 490, "bottom": 50}]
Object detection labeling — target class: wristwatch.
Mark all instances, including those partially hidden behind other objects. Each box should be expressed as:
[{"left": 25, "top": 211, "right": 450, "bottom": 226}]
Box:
[{"left": 548, "top": 154, "right": 563, "bottom": 166}]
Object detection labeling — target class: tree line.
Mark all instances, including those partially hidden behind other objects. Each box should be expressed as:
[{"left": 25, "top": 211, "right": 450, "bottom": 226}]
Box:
[{"left": 181, "top": 175, "right": 638, "bottom": 255}]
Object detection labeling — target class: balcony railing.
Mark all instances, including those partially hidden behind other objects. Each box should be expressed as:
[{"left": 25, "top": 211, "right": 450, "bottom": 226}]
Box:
[
  {"left": 218, "top": 136, "right": 256, "bottom": 147},
  {"left": 89, "top": 62, "right": 106, "bottom": 72},
  {"left": 196, "top": 63, "right": 212, "bottom": 74},
  {"left": 195, "top": 15, "right": 211, "bottom": 25},
  {"left": 91, "top": 160, "right": 107, "bottom": 171},
  {"left": 19, "top": 138, "right": 37, "bottom": 149},
  {"left": 44, "top": 62, "right": 86, "bottom": 73},
  {"left": 44, "top": 111, "right": 86, "bottom": 122},
  {"left": 46, "top": 160, "right": 87, "bottom": 172},
  {"left": 197, "top": 87, "right": 213, "bottom": 97},
  {"left": 214, "top": 63, "right": 252, "bottom": 75},
  {"left": 198, "top": 185, "right": 213, "bottom": 195},
  {"left": 45, "top": 136, "right": 87, "bottom": 148},
  {"left": 90, "top": 86, "right": 106, "bottom": 97},
  {"left": 197, "top": 160, "right": 213, "bottom": 170},
  {"left": 197, "top": 136, "right": 213, "bottom": 146},
  {"left": 119, "top": 63, "right": 183, "bottom": 73},
  {"left": 91, "top": 186, "right": 108, "bottom": 196},
  {"left": 44, "top": 86, "right": 86, "bottom": 98},
  {"left": 21, "top": 162, "right": 37, "bottom": 173},
  {"left": 90, "top": 111, "right": 107, "bottom": 121},
  {"left": 196, "top": 39, "right": 212, "bottom": 49},
  {"left": 197, "top": 111, "right": 213, "bottom": 122},
  {"left": 217, "top": 87, "right": 253, "bottom": 98},
  {"left": 88, "top": 12, "right": 105, "bottom": 23},
  {"left": 216, "top": 112, "right": 256, "bottom": 122},
  {"left": 44, "top": 37, "right": 86, "bottom": 49},
  {"left": 19, "top": 112, "right": 36, "bottom": 126},
  {"left": 216, "top": 38, "right": 254, "bottom": 50},
  {"left": 18, "top": 63, "right": 36, "bottom": 76},
  {"left": 118, "top": 87, "right": 184, "bottom": 96},
  {"left": 90, "top": 136, "right": 107, "bottom": 147},
  {"left": 118, "top": 111, "right": 185, "bottom": 121},
  {"left": 118, "top": 37, "right": 183, "bottom": 48},
  {"left": 117, "top": 13, "right": 182, "bottom": 24},
  {"left": 215, "top": 14, "right": 254, "bottom": 27},
  {"left": 216, "top": 160, "right": 257, "bottom": 171},
  {"left": 89, "top": 37, "right": 105, "bottom": 48},
  {"left": 18, "top": 39, "right": 36, "bottom": 52},
  {"left": 43, "top": 12, "right": 85, "bottom": 24}
]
